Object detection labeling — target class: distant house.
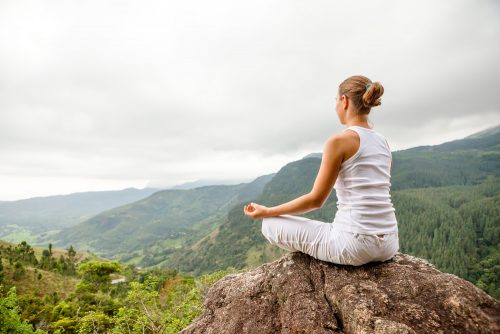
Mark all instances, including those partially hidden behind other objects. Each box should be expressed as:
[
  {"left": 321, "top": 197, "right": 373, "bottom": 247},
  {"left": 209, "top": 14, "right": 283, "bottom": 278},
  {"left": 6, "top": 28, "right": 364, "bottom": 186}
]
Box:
[{"left": 111, "top": 277, "right": 126, "bottom": 284}]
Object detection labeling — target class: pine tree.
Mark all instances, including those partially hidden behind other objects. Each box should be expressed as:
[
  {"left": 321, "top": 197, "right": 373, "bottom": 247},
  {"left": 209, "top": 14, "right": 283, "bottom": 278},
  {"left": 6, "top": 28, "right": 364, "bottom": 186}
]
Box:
[{"left": 13, "top": 261, "right": 25, "bottom": 280}]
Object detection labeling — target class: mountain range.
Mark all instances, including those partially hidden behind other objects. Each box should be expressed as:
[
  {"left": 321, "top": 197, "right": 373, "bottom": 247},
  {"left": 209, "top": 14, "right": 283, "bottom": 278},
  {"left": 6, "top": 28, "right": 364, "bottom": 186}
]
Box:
[{"left": 0, "top": 187, "right": 160, "bottom": 243}]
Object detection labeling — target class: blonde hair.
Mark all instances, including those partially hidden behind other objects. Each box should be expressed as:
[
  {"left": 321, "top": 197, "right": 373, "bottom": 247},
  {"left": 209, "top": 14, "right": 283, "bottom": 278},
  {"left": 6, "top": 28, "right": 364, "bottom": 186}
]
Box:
[{"left": 338, "top": 75, "right": 384, "bottom": 115}]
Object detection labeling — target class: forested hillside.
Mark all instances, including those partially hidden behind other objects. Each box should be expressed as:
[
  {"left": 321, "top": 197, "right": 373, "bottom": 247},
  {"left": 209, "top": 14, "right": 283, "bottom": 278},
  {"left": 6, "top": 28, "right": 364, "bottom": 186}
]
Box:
[
  {"left": 0, "top": 240, "right": 236, "bottom": 333},
  {"left": 391, "top": 127, "right": 499, "bottom": 190},
  {"left": 394, "top": 178, "right": 499, "bottom": 298}
]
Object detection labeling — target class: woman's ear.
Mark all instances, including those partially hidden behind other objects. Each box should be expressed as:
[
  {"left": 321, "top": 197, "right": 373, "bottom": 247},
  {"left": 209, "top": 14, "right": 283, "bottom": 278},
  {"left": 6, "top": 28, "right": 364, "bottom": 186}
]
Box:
[{"left": 342, "top": 95, "right": 349, "bottom": 111}]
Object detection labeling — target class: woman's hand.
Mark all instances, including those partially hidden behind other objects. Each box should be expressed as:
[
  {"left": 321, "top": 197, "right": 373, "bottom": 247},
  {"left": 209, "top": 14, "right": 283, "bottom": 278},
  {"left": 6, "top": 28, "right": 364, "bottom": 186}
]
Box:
[{"left": 243, "top": 202, "right": 270, "bottom": 219}]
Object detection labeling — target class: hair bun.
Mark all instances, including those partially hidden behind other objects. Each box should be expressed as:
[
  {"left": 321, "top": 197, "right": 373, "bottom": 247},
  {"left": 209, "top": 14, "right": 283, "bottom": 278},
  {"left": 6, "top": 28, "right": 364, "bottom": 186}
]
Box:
[{"left": 362, "top": 81, "right": 384, "bottom": 108}]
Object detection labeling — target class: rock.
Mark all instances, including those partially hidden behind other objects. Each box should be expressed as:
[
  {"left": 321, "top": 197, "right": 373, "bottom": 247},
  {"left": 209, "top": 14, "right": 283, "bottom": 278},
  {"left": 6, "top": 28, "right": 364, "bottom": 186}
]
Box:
[{"left": 181, "top": 252, "right": 500, "bottom": 334}]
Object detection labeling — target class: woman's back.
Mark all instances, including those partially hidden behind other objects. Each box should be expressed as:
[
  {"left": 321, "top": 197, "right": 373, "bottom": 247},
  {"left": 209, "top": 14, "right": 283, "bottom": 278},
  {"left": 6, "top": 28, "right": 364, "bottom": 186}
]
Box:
[
  {"left": 333, "top": 126, "right": 398, "bottom": 235},
  {"left": 246, "top": 75, "right": 400, "bottom": 266}
]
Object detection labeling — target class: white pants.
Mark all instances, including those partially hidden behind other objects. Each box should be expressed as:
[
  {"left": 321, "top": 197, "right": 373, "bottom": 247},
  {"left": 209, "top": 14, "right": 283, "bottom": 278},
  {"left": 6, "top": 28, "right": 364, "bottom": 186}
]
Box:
[{"left": 261, "top": 215, "right": 399, "bottom": 266}]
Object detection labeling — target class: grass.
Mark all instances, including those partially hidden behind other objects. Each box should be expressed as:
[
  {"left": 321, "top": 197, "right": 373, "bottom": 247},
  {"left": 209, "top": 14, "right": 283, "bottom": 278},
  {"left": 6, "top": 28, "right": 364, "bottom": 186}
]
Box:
[
  {"left": 1, "top": 225, "right": 38, "bottom": 244},
  {"left": 0, "top": 239, "right": 111, "bottom": 300},
  {"left": 1, "top": 239, "right": 103, "bottom": 263},
  {"left": 1, "top": 259, "right": 78, "bottom": 299}
]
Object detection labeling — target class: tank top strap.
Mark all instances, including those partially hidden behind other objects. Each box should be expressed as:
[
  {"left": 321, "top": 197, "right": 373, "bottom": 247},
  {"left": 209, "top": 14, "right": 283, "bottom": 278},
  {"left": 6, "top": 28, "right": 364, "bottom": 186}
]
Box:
[
  {"left": 343, "top": 125, "right": 370, "bottom": 135},
  {"left": 343, "top": 126, "right": 368, "bottom": 150}
]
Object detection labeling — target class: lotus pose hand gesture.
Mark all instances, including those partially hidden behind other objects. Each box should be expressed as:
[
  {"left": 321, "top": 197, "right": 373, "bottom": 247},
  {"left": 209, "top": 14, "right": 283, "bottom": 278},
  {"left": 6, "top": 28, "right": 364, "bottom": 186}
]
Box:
[{"left": 243, "top": 202, "right": 270, "bottom": 219}]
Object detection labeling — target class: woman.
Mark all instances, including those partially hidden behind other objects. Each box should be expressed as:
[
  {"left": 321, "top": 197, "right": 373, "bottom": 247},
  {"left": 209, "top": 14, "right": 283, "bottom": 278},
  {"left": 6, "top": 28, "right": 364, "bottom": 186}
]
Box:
[{"left": 243, "top": 75, "right": 399, "bottom": 266}]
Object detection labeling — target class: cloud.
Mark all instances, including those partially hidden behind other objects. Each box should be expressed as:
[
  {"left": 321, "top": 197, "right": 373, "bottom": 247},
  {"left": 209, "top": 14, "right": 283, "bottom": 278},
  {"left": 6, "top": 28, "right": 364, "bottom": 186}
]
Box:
[{"left": 0, "top": 0, "right": 499, "bottom": 200}]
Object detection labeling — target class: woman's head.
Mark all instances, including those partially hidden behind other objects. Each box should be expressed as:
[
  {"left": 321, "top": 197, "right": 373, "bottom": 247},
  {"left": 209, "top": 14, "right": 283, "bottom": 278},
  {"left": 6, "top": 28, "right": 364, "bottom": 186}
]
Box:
[{"left": 337, "top": 75, "right": 384, "bottom": 117}]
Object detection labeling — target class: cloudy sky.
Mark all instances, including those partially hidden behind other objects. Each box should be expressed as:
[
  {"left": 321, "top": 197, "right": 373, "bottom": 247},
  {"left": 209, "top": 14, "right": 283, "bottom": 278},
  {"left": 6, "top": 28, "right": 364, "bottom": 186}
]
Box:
[{"left": 1, "top": 0, "right": 499, "bottom": 201}]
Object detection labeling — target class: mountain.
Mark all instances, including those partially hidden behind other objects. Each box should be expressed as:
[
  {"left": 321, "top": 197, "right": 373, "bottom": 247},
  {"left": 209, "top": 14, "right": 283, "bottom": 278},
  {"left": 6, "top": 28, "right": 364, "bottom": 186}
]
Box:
[
  {"left": 51, "top": 174, "right": 275, "bottom": 265},
  {"left": 466, "top": 124, "right": 500, "bottom": 139},
  {"left": 0, "top": 187, "right": 160, "bottom": 243},
  {"left": 390, "top": 125, "right": 500, "bottom": 190},
  {"left": 169, "top": 178, "right": 254, "bottom": 190}
]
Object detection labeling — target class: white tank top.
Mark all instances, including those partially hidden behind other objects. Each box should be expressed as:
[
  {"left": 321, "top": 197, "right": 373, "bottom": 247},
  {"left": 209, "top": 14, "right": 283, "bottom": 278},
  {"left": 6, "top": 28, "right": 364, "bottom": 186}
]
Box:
[{"left": 332, "top": 125, "right": 398, "bottom": 235}]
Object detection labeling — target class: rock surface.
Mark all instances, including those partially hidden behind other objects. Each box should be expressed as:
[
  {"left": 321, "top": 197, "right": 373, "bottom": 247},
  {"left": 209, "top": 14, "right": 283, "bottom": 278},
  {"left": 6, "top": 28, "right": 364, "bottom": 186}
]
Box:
[{"left": 182, "top": 252, "right": 500, "bottom": 334}]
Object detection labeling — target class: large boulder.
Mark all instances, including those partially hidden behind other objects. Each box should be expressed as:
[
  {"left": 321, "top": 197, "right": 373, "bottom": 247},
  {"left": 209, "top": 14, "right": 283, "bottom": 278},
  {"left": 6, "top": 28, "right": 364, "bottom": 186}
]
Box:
[{"left": 182, "top": 252, "right": 499, "bottom": 334}]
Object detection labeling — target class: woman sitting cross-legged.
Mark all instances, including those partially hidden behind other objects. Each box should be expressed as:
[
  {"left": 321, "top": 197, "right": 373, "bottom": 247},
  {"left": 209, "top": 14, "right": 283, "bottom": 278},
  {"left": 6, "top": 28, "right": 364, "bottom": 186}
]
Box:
[{"left": 243, "top": 75, "right": 399, "bottom": 266}]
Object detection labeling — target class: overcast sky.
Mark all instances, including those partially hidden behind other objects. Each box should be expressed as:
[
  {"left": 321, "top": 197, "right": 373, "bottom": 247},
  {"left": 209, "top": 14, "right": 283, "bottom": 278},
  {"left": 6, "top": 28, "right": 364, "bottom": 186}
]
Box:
[{"left": 1, "top": 0, "right": 499, "bottom": 201}]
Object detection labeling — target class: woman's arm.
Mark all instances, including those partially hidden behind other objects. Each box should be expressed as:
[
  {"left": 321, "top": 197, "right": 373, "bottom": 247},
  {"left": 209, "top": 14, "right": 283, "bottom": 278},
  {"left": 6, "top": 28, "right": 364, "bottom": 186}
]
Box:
[{"left": 244, "top": 135, "right": 347, "bottom": 219}]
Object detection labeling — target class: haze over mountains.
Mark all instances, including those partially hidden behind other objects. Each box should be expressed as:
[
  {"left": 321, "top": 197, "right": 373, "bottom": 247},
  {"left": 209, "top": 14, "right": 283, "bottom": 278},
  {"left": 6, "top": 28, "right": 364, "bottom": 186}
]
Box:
[
  {"left": 0, "top": 187, "right": 160, "bottom": 242},
  {"left": 1, "top": 124, "right": 499, "bottom": 297}
]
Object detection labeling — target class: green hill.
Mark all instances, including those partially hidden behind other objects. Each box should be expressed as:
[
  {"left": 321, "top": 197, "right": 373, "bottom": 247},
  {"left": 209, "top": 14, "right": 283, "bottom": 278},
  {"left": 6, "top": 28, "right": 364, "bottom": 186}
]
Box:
[
  {"left": 390, "top": 125, "right": 500, "bottom": 190},
  {"left": 51, "top": 174, "right": 275, "bottom": 266},
  {"left": 0, "top": 188, "right": 160, "bottom": 244},
  {"left": 0, "top": 240, "right": 104, "bottom": 299}
]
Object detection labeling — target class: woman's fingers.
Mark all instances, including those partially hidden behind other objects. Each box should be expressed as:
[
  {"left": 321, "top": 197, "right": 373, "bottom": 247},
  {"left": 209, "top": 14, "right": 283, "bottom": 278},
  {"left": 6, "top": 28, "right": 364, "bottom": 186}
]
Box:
[
  {"left": 244, "top": 202, "right": 271, "bottom": 219},
  {"left": 243, "top": 203, "right": 259, "bottom": 217}
]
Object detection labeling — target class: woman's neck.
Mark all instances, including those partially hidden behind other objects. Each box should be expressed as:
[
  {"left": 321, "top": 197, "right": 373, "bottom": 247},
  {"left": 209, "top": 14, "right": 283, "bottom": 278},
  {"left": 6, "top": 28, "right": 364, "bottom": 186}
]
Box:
[
  {"left": 345, "top": 119, "right": 370, "bottom": 128},
  {"left": 345, "top": 109, "right": 370, "bottom": 128}
]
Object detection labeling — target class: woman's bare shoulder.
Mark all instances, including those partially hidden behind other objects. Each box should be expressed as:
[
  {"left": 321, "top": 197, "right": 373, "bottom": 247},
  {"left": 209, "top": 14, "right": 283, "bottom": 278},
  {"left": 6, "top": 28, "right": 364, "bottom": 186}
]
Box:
[
  {"left": 325, "top": 130, "right": 359, "bottom": 145},
  {"left": 324, "top": 130, "right": 360, "bottom": 161}
]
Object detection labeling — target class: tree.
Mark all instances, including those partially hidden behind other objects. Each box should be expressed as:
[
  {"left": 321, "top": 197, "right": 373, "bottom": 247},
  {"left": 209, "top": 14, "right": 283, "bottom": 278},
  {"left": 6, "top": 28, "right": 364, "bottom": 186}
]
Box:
[
  {"left": 0, "top": 286, "right": 47, "bottom": 333},
  {"left": 13, "top": 261, "right": 26, "bottom": 280},
  {"left": 77, "top": 261, "right": 122, "bottom": 292},
  {"left": 77, "top": 311, "right": 113, "bottom": 334},
  {"left": 67, "top": 245, "right": 76, "bottom": 260},
  {"left": 113, "top": 275, "right": 169, "bottom": 333},
  {"left": 113, "top": 272, "right": 209, "bottom": 334},
  {"left": 14, "top": 241, "right": 38, "bottom": 266},
  {"left": 66, "top": 246, "right": 77, "bottom": 275}
]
